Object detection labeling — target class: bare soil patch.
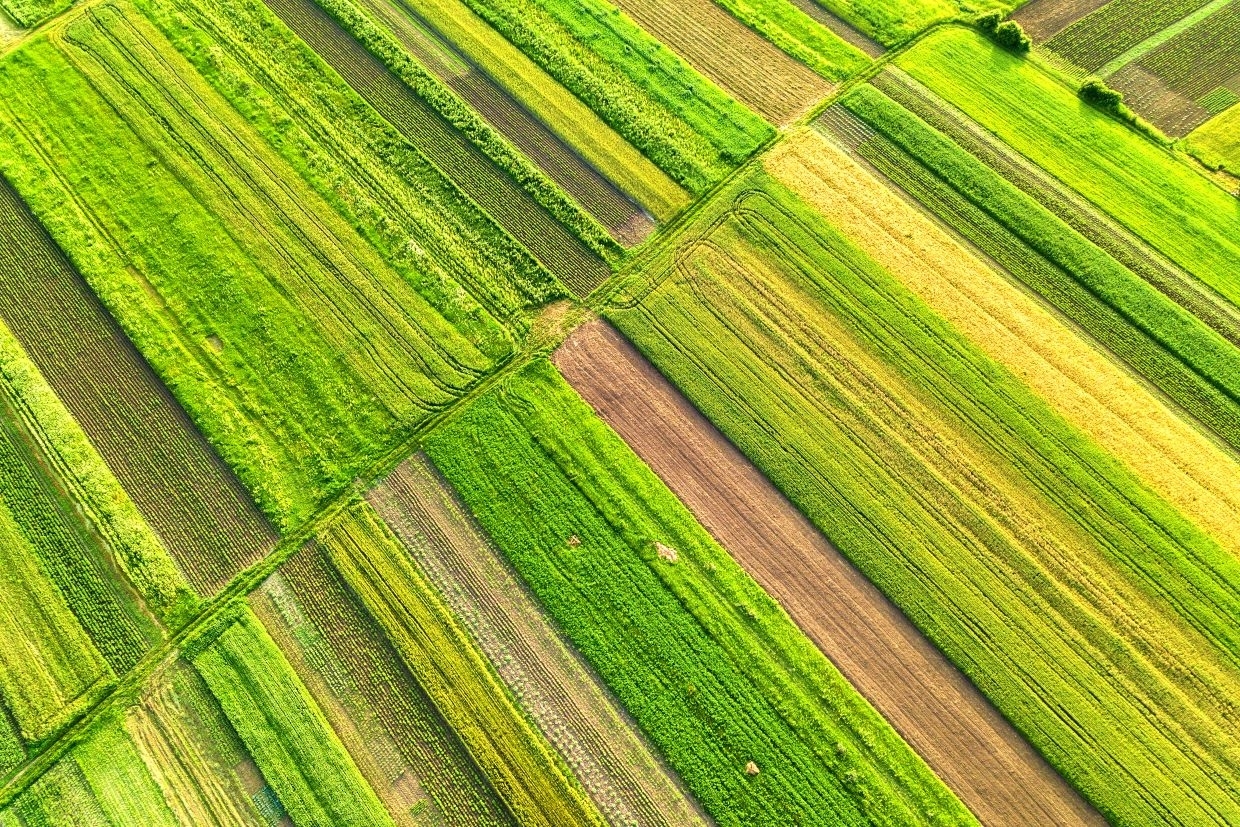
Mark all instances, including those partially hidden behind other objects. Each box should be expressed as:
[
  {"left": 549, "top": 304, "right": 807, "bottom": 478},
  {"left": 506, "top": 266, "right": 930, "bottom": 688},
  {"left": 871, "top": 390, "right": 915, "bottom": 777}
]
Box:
[
  {"left": 1012, "top": 0, "right": 1110, "bottom": 42},
  {"left": 555, "top": 319, "right": 1105, "bottom": 827}
]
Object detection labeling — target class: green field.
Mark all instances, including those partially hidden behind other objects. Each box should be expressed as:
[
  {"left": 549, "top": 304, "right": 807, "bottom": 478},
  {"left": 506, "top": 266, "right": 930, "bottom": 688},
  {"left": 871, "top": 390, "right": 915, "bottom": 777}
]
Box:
[
  {"left": 0, "top": 3, "right": 495, "bottom": 530},
  {"left": 607, "top": 171, "right": 1240, "bottom": 826},
  {"left": 898, "top": 27, "right": 1240, "bottom": 310},
  {"left": 426, "top": 360, "right": 977, "bottom": 827}
]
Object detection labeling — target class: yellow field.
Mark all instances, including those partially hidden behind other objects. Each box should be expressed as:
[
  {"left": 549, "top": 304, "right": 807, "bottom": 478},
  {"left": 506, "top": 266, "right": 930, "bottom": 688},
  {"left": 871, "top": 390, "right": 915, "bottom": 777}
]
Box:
[{"left": 766, "top": 127, "right": 1240, "bottom": 561}]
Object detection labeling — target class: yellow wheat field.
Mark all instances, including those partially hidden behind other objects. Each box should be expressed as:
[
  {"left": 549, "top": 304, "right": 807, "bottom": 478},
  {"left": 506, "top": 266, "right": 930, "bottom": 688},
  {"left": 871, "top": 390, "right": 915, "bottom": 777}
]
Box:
[{"left": 766, "top": 127, "right": 1240, "bottom": 560}]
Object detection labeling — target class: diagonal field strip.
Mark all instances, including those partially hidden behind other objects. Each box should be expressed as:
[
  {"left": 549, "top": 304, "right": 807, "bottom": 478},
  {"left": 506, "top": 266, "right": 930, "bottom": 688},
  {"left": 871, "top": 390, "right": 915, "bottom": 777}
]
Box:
[{"left": 554, "top": 319, "right": 1105, "bottom": 827}]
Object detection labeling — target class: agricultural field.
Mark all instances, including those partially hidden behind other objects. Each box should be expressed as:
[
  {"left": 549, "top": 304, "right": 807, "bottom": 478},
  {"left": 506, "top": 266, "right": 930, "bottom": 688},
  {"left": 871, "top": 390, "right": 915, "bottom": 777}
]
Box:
[{"left": 5, "top": 0, "right": 1240, "bottom": 824}]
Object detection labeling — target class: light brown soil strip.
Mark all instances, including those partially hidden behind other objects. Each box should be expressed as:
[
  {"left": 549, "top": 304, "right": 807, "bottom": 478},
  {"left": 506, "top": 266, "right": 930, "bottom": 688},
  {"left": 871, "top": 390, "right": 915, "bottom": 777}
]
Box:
[
  {"left": 554, "top": 319, "right": 1105, "bottom": 827},
  {"left": 1011, "top": 0, "right": 1110, "bottom": 42},
  {"left": 610, "top": 0, "right": 831, "bottom": 125},
  {"left": 367, "top": 455, "right": 712, "bottom": 827}
]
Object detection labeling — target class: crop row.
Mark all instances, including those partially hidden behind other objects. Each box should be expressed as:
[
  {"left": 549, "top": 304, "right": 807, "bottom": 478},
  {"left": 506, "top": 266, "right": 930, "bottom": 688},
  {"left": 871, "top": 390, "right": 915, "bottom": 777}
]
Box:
[
  {"left": 453, "top": 0, "right": 772, "bottom": 193},
  {"left": 609, "top": 0, "right": 833, "bottom": 125},
  {"left": 354, "top": 0, "right": 646, "bottom": 237},
  {"left": 1044, "top": 0, "right": 1213, "bottom": 70},
  {"left": 426, "top": 359, "right": 979, "bottom": 827},
  {"left": 1135, "top": 1, "right": 1240, "bottom": 99},
  {"left": 0, "top": 176, "right": 273, "bottom": 597},
  {"left": 707, "top": 0, "right": 870, "bottom": 81},
  {"left": 607, "top": 176, "right": 1240, "bottom": 826},
  {"left": 275, "top": 0, "right": 611, "bottom": 296},
  {"left": 369, "top": 455, "right": 707, "bottom": 827},
  {"left": 321, "top": 503, "right": 605, "bottom": 827},
  {"left": 277, "top": 542, "right": 516, "bottom": 825},
  {"left": 150, "top": 0, "right": 535, "bottom": 349},
  {"left": 869, "top": 68, "right": 1240, "bottom": 348},
  {"left": 842, "top": 85, "right": 1240, "bottom": 456}
]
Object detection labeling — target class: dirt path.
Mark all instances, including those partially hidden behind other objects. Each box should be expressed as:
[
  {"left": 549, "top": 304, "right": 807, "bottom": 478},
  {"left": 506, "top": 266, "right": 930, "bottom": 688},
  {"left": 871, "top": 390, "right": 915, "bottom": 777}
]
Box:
[{"left": 554, "top": 319, "right": 1105, "bottom": 827}]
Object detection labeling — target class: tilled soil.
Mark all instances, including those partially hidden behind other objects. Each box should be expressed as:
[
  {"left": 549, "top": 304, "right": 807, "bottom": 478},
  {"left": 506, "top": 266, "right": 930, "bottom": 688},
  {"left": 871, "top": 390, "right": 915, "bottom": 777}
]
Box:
[
  {"left": 554, "top": 319, "right": 1106, "bottom": 827},
  {"left": 1012, "top": 0, "right": 1111, "bottom": 42}
]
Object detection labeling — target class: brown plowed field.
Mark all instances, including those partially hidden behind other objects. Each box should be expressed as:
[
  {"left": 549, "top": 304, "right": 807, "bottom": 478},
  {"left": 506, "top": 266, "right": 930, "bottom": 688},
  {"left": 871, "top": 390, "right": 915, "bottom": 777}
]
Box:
[{"left": 554, "top": 319, "right": 1104, "bottom": 827}]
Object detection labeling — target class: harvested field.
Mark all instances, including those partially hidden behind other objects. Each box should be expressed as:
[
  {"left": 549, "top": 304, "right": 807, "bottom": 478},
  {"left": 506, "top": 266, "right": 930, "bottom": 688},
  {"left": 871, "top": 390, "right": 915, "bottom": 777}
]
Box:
[
  {"left": 610, "top": 0, "right": 833, "bottom": 125},
  {"left": 368, "top": 455, "right": 709, "bottom": 827},
  {"left": 1011, "top": 0, "right": 1110, "bottom": 41},
  {"left": 555, "top": 319, "right": 1101, "bottom": 827},
  {"left": 264, "top": 0, "right": 610, "bottom": 295},
  {"left": 353, "top": 0, "right": 652, "bottom": 242},
  {"left": 0, "top": 176, "right": 274, "bottom": 596}
]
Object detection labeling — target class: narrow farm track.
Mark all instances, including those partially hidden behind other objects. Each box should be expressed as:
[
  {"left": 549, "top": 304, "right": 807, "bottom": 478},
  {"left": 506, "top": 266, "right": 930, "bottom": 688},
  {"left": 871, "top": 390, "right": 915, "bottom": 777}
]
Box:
[
  {"left": 262, "top": 0, "right": 610, "bottom": 296},
  {"left": 554, "top": 319, "right": 1105, "bottom": 827},
  {"left": 0, "top": 175, "right": 275, "bottom": 595}
]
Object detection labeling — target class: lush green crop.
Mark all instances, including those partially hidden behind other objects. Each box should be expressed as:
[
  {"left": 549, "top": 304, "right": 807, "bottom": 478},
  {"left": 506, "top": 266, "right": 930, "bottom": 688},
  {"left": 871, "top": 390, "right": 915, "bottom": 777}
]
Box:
[
  {"left": 899, "top": 28, "right": 1240, "bottom": 310},
  {"left": 709, "top": 0, "right": 869, "bottom": 81},
  {"left": 804, "top": 0, "right": 977, "bottom": 45},
  {"left": 455, "top": 0, "right": 772, "bottom": 192},
  {"left": 426, "top": 360, "right": 979, "bottom": 827},
  {"left": 192, "top": 607, "right": 397, "bottom": 827},
  {"left": 608, "top": 172, "right": 1240, "bottom": 826},
  {"left": 73, "top": 717, "right": 179, "bottom": 827},
  {"left": 0, "top": 0, "right": 69, "bottom": 26},
  {"left": 842, "top": 84, "right": 1240, "bottom": 453},
  {"left": 0, "top": 6, "right": 494, "bottom": 530}
]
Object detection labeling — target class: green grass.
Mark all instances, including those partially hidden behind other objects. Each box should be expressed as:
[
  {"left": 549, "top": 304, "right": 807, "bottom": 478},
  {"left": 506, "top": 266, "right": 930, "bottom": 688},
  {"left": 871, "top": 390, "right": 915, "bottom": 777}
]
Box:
[
  {"left": 73, "top": 717, "right": 179, "bottom": 827},
  {"left": 456, "top": 0, "right": 773, "bottom": 193},
  {"left": 0, "top": 5, "right": 494, "bottom": 530},
  {"left": 1187, "top": 99, "right": 1240, "bottom": 174},
  {"left": 0, "top": 0, "right": 70, "bottom": 27},
  {"left": 841, "top": 84, "right": 1240, "bottom": 453},
  {"left": 607, "top": 171, "right": 1240, "bottom": 827},
  {"left": 898, "top": 27, "right": 1240, "bottom": 310},
  {"left": 426, "top": 360, "right": 979, "bottom": 827},
  {"left": 709, "top": 0, "right": 870, "bottom": 81},
  {"left": 321, "top": 503, "right": 605, "bottom": 827},
  {"left": 191, "top": 607, "right": 397, "bottom": 827}
]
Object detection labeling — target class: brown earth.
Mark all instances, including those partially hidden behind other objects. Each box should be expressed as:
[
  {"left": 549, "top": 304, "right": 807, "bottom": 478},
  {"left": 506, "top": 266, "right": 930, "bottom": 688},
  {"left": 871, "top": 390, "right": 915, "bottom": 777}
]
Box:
[
  {"left": 554, "top": 319, "right": 1105, "bottom": 827},
  {"left": 1011, "top": 0, "right": 1110, "bottom": 42},
  {"left": 611, "top": 0, "right": 832, "bottom": 125}
]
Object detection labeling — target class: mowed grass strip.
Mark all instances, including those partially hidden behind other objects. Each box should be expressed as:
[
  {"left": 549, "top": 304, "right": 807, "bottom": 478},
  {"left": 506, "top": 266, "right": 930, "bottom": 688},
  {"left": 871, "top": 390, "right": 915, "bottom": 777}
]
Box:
[
  {"left": 836, "top": 85, "right": 1240, "bottom": 456},
  {"left": 456, "top": 0, "right": 773, "bottom": 193},
  {"left": 427, "top": 360, "right": 979, "bottom": 827},
  {"left": 321, "top": 503, "right": 607, "bottom": 827},
  {"left": 607, "top": 0, "right": 834, "bottom": 125},
  {"left": 767, "top": 126, "right": 1240, "bottom": 565},
  {"left": 608, "top": 174, "right": 1240, "bottom": 826},
  {"left": 0, "top": 3, "right": 491, "bottom": 530},
  {"left": 191, "top": 607, "right": 398, "bottom": 827},
  {"left": 899, "top": 27, "right": 1240, "bottom": 310}
]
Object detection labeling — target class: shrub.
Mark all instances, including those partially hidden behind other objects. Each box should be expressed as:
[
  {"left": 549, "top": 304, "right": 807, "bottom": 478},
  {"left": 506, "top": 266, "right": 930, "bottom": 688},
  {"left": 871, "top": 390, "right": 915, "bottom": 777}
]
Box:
[
  {"left": 1080, "top": 77, "right": 1125, "bottom": 113},
  {"left": 976, "top": 12, "right": 1030, "bottom": 53}
]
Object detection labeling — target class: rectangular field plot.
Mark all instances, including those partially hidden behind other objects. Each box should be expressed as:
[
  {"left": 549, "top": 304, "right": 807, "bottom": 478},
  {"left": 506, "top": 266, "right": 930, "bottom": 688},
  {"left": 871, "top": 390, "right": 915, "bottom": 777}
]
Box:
[
  {"left": 1042, "top": 0, "right": 1217, "bottom": 73},
  {"left": 367, "top": 455, "right": 708, "bottom": 827},
  {"left": 0, "top": 175, "right": 274, "bottom": 597},
  {"left": 0, "top": 2, "right": 497, "bottom": 531},
  {"left": 426, "top": 359, "right": 978, "bottom": 827},
  {"left": 605, "top": 171, "right": 1240, "bottom": 827}
]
